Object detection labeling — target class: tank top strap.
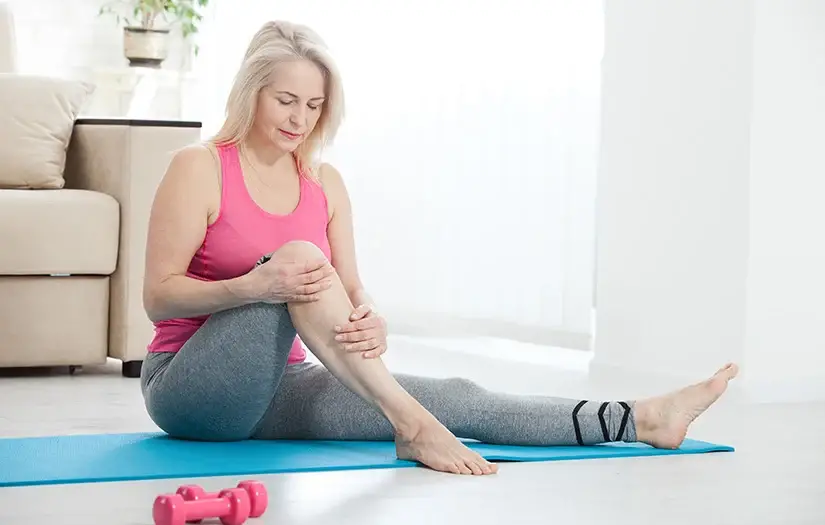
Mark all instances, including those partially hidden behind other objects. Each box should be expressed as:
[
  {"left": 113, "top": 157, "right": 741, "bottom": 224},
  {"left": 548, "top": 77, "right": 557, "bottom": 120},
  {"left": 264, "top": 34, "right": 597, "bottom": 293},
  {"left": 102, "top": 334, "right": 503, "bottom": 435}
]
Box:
[
  {"left": 213, "top": 142, "right": 246, "bottom": 211},
  {"left": 294, "top": 157, "right": 330, "bottom": 221}
]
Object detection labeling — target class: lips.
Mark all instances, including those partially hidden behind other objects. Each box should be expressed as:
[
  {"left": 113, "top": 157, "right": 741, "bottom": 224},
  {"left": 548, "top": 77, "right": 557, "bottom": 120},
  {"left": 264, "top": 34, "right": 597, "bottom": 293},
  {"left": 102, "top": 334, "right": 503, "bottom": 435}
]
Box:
[{"left": 279, "top": 129, "right": 302, "bottom": 140}]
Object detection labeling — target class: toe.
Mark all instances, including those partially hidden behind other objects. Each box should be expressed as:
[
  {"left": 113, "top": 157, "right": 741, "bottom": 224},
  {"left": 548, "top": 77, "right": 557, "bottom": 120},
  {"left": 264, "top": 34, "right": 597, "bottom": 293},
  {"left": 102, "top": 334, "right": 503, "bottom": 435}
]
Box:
[
  {"left": 479, "top": 457, "right": 498, "bottom": 474},
  {"left": 467, "top": 460, "right": 484, "bottom": 476},
  {"left": 480, "top": 461, "right": 498, "bottom": 475},
  {"left": 716, "top": 362, "right": 739, "bottom": 378},
  {"left": 473, "top": 454, "right": 496, "bottom": 475},
  {"left": 446, "top": 462, "right": 462, "bottom": 475},
  {"left": 474, "top": 455, "right": 492, "bottom": 474}
]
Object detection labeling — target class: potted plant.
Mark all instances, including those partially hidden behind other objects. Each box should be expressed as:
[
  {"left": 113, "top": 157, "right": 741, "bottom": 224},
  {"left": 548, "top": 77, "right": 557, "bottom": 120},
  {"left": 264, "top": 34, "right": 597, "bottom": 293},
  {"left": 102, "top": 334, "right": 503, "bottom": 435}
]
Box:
[{"left": 99, "top": 0, "right": 210, "bottom": 67}]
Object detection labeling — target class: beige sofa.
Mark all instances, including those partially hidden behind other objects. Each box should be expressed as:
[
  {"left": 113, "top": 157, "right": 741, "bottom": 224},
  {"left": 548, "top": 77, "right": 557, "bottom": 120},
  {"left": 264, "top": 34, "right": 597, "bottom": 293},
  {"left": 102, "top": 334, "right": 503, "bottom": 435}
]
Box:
[{"left": 0, "top": 3, "right": 201, "bottom": 377}]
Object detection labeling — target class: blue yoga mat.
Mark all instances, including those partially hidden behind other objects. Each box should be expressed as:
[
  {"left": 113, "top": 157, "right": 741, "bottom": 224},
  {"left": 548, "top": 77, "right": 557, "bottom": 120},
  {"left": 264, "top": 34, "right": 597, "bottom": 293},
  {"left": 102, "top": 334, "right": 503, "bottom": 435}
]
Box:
[{"left": 0, "top": 432, "right": 733, "bottom": 487}]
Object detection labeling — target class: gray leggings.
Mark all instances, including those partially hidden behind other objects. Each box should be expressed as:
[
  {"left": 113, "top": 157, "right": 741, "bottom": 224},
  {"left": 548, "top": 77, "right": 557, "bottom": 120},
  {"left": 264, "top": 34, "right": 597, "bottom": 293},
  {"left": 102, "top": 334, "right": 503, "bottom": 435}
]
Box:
[{"left": 140, "top": 302, "right": 637, "bottom": 446}]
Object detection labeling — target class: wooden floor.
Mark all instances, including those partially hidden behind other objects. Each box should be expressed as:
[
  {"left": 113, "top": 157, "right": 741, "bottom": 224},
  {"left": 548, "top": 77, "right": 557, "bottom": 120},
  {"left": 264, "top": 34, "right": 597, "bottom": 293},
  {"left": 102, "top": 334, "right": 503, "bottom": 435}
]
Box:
[{"left": 0, "top": 336, "right": 822, "bottom": 525}]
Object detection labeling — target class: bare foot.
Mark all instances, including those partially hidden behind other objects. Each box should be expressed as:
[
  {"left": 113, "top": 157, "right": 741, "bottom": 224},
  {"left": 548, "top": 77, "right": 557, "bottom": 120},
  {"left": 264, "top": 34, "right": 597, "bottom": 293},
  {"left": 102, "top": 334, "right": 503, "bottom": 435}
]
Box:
[
  {"left": 395, "top": 415, "right": 498, "bottom": 476},
  {"left": 635, "top": 363, "right": 739, "bottom": 449}
]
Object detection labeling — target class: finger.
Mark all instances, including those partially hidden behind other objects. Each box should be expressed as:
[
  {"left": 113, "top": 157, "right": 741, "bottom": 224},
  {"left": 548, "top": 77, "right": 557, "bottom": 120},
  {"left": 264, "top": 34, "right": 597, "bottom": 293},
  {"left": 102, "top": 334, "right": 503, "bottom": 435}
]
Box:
[
  {"left": 286, "top": 293, "right": 323, "bottom": 303},
  {"left": 299, "top": 258, "right": 331, "bottom": 274},
  {"left": 362, "top": 344, "right": 387, "bottom": 359},
  {"left": 294, "top": 280, "right": 333, "bottom": 296},
  {"left": 351, "top": 304, "right": 370, "bottom": 319},
  {"left": 295, "top": 265, "right": 335, "bottom": 286},
  {"left": 335, "top": 317, "right": 378, "bottom": 333},
  {"left": 342, "top": 339, "right": 379, "bottom": 352},
  {"left": 344, "top": 328, "right": 380, "bottom": 343},
  {"left": 336, "top": 329, "right": 376, "bottom": 343},
  {"left": 349, "top": 304, "right": 372, "bottom": 321}
]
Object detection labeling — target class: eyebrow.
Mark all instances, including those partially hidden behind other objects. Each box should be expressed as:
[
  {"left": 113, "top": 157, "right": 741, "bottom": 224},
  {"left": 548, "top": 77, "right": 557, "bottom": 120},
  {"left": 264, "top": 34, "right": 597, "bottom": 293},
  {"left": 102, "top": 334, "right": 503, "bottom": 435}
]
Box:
[{"left": 276, "top": 90, "right": 326, "bottom": 101}]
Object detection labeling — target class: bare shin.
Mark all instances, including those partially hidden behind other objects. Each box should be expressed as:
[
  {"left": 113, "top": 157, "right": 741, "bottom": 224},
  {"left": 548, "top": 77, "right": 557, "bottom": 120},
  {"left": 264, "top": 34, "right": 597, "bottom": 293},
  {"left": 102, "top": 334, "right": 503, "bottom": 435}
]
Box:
[{"left": 275, "top": 242, "right": 425, "bottom": 435}]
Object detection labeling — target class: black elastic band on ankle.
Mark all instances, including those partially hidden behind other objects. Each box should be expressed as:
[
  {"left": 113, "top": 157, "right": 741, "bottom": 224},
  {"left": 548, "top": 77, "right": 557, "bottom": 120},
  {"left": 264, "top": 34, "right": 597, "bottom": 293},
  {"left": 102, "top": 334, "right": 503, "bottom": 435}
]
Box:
[
  {"left": 615, "top": 402, "right": 631, "bottom": 441},
  {"left": 597, "top": 402, "right": 611, "bottom": 442},
  {"left": 572, "top": 400, "right": 587, "bottom": 445}
]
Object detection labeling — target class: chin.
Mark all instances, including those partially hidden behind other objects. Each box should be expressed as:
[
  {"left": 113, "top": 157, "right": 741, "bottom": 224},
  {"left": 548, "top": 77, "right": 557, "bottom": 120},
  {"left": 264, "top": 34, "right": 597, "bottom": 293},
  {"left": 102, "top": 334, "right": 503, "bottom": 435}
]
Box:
[{"left": 275, "top": 139, "right": 302, "bottom": 153}]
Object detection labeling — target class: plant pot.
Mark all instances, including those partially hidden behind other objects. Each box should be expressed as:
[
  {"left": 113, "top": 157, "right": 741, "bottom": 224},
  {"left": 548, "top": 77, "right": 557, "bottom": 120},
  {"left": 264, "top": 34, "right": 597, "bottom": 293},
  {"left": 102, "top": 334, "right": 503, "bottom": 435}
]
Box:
[{"left": 123, "top": 26, "right": 170, "bottom": 68}]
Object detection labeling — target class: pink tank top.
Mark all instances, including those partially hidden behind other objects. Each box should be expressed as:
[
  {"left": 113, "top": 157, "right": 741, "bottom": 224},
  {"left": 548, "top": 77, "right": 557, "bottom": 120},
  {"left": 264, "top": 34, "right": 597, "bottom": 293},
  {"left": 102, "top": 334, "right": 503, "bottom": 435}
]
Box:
[{"left": 146, "top": 143, "right": 332, "bottom": 364}]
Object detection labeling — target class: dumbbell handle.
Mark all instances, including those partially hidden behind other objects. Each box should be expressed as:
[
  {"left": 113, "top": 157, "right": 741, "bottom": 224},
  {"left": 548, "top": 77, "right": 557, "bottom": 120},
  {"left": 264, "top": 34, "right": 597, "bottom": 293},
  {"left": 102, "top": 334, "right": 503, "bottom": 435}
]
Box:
[
  {"left": 183, "top": 497, "right": 235, "bottom": 521},
  {"left": 188, "top": 489, "right": 222, "bottom": 500},
  {"left": 178, "top": 482, "right": 267, "bottom": 519}
]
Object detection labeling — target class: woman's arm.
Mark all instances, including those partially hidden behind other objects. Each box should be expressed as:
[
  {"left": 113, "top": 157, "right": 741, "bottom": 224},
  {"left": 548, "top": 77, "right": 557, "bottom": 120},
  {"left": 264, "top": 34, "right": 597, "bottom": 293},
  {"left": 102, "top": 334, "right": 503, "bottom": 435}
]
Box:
[
  {"left": 142, "top": 145, "right": 255, "bottom": 322},
  {"left": 319, "top": 163, "right": 389, "bottom": 358},
  {"left": 319, "top": 163, "right": 374, "bottom": 309}
]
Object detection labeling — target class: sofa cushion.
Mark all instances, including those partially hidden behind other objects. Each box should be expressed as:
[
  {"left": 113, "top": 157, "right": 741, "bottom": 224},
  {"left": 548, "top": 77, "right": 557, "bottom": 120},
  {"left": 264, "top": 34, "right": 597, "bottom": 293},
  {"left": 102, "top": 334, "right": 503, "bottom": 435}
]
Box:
[
  {"left": 0, "top": 189, "right": 119, "bottom": 275},
  {"left": 0, "top": 276, "right": 110, "bottom": 367},
  {"left": 0, "top": 74, "right": 94, "bottom": 189}
]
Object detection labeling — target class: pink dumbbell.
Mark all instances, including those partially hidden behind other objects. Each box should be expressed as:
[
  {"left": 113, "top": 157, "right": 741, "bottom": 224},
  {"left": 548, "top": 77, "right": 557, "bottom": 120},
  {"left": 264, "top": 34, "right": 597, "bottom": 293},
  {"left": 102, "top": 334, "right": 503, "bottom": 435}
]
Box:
[
  {"left": 153, "top": 488, "right": 250, "bottom": 525},
  {"left": 176, "top": 481, "right": 268, "bottom": 519}
]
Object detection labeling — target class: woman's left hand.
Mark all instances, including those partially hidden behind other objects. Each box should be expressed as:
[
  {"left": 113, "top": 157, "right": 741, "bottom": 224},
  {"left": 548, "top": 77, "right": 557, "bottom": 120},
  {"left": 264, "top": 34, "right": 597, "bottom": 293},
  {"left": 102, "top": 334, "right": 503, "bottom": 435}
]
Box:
[{"left": 334, "top": 304, "right": 388, "bottom": 358}]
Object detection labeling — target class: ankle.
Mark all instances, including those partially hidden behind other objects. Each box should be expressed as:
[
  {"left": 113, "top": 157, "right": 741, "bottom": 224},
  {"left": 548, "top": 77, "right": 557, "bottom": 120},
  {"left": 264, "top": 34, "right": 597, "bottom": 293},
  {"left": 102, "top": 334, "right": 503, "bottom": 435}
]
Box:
[
  {"left": 382, "top": 400, "right": 433, "bottom": 440},
  {"left": 634, "top": 398, "right": 666, "bottom": 443},
  {"left": 633, "top": 399, "right": 656, "bottom": 431}
]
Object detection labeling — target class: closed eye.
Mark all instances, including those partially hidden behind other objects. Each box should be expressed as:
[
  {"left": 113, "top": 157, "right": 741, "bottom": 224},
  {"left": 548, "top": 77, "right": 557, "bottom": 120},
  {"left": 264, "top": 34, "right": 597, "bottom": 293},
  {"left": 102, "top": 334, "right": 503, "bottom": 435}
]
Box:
[{"left": 278, "top": 99, "right": 322, "bottom": 111}]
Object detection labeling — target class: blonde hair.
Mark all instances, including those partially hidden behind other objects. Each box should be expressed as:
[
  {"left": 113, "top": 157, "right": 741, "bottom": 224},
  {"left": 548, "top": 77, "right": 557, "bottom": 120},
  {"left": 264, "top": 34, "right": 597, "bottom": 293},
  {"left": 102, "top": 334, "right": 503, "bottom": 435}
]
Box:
[{"left": 210, "top": 21, "right": 344, "bottom": 176}]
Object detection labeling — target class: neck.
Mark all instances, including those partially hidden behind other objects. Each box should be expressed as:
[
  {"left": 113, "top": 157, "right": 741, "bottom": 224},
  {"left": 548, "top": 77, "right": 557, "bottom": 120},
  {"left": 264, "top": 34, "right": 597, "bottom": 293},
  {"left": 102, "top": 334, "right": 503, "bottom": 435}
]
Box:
[{"left": 241, "top": 128, "right": 291, "bottom": 168}]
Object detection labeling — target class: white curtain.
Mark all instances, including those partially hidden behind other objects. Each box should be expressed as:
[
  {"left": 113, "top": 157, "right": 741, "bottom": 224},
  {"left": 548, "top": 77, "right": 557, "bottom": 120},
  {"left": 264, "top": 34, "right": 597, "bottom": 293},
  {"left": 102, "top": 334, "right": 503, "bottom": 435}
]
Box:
[{"left": 185, "top": 0, "right": 604, "bottom": 349}]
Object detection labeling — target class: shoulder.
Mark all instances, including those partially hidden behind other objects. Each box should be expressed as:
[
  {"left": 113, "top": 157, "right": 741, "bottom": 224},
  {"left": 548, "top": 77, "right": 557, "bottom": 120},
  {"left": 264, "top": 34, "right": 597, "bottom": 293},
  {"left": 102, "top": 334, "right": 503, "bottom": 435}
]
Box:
[
  {"left": 162, "top": 143, "right": 222, "bottom": 189},
  {"left": 156, "top": 143, "right": 222, "bottom": 213},
  {"left": 168, "top": 143, "right": 221, "bottom": 176},
  {"left": 316, "top": 162, "right": 350, "bottom": 213},
  {"left": 317, "top": 162, "right": 344, "bottom": 189},
  {"left": 317, "top": 163, "right": 352, "bottom": 202}
]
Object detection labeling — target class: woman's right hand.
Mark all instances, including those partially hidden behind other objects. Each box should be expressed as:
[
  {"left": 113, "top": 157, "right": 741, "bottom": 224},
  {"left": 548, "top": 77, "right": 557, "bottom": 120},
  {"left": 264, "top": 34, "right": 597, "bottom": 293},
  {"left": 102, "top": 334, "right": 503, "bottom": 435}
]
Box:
[{"left": 241, "top": 256, "right": 336, "bottom": 304}]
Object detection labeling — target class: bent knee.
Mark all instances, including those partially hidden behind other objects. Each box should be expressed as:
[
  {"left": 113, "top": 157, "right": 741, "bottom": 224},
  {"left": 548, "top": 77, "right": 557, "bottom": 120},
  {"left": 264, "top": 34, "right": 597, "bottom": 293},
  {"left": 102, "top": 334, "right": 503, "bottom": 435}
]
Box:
[
  {"left": 445, "top": 377, "right": 485, "bottom": 395},
  {"left": 262, "top": 240, "right": 328, "bottom": 266}
]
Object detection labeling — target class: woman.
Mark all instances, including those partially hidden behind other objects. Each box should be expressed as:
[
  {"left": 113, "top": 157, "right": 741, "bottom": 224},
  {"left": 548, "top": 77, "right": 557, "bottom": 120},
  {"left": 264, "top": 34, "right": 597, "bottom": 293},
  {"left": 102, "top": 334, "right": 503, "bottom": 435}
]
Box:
[{"left": 140, "top": 20, "right": 738, "bottom": 476}]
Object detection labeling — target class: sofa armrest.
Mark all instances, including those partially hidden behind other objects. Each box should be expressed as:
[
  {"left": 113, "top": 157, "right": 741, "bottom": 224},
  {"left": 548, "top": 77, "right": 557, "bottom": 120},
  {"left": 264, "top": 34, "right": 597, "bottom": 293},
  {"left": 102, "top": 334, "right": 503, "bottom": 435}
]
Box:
[{"left": 63, "top": 118, "right": 202, "bottom": 366}]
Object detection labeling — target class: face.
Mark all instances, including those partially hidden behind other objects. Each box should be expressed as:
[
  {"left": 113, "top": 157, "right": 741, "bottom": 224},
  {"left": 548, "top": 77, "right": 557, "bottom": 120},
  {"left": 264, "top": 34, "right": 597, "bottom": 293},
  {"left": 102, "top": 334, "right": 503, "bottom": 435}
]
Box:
[{"left": 254, "top": 59, "right": 327, "bottom": 152}]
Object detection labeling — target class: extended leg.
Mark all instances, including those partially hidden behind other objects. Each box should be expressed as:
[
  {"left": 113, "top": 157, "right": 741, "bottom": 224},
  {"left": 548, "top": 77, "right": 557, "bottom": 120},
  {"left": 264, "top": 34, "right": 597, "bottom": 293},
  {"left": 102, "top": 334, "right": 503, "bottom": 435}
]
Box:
[
  {"left": 254, "top": 363, "right": 636, "bottom": 446},
  {"left": 254, "top": 361, "right": 738, "bottom": 451}
]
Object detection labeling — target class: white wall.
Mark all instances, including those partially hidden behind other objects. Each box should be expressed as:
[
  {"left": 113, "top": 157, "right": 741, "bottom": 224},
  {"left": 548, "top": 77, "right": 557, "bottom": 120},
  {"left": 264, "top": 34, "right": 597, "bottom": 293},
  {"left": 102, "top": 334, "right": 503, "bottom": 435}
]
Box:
[
  {"left": 593, "top": 0, "right": 825, "bottom": 402},
  {"left": 593, "top": 0, "right": 753, "bottom": 377},
  {"left": 7, "top": 0, "right": 192, "bottom": 117},
  {"left": 6, "top": 0, "right": 119, "bottom": 77},
  {"left": 744, "top": 0, "right": 825, "bottom": 399}
]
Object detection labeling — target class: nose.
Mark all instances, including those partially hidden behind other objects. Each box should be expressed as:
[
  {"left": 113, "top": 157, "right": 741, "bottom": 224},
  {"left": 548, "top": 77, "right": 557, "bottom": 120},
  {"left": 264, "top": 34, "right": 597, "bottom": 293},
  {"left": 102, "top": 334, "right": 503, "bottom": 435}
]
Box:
[{"left": 289, "top": 105, "right": 306, "bottom": 125}]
